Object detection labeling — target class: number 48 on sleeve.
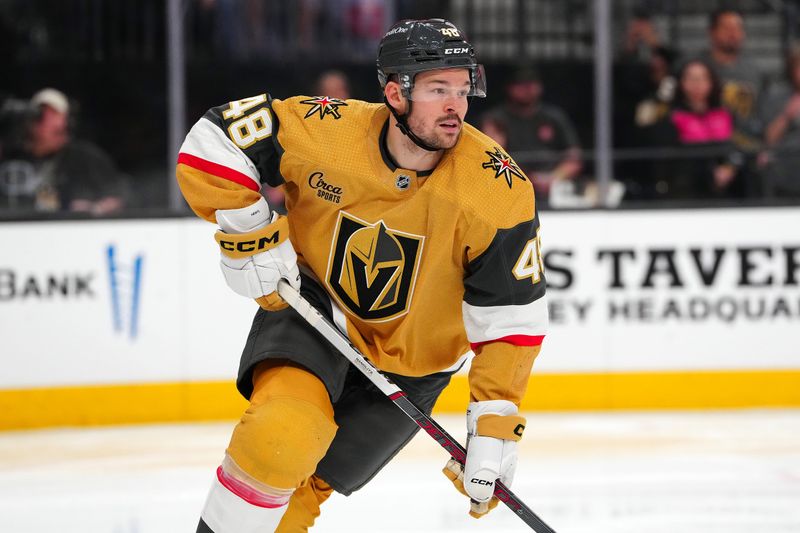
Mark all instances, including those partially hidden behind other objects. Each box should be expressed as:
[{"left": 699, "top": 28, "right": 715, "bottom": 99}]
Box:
[
  {"left": 513, "top": 234, "right": 544, "bottom": 284},
  {"left": 224, "top": 94, "right": 273, "bottom": 149}
]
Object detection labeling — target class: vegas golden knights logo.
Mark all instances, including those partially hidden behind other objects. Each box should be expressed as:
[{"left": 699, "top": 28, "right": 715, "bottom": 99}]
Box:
[{"left": 326, "top": 211, "right": 424, "bottom": 321}]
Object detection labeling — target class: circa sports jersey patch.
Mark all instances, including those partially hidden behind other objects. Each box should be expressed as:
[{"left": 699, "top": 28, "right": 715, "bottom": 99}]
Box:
[
  {"left": 308, "top": 171, "right": 343, "bottom": 203},
  {"left": 326, "top": 211, "right": 424, "bottom": 322},
  {"left": 482, "top": 147, "right": 527, "bottom": 188},
  {"left": 300, "top": 96, "right": 348, "bottom": 120}
]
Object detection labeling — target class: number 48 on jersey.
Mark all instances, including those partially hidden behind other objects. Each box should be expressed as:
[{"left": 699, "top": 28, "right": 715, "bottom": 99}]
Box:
[
  {"left": 513, "top": 235, "right": 544, "bottom": 284},
  {"left": 223, "top": 94, "right": 273, "bottom": 149}
]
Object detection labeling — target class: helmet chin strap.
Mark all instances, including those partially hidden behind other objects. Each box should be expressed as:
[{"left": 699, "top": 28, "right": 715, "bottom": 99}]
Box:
[{"left": 383, "top": 96, "right": 440, "bottom": 153}]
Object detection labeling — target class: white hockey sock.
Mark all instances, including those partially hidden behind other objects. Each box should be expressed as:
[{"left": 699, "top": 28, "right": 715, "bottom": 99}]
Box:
[{"left": 200, "top": 462, "right": 293, "bottom": 533}]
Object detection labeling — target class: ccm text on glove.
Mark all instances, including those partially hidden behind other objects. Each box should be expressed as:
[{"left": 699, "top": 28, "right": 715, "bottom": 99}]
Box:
[{"left": 214, "top": 197, "right": 301, "bottom": 311}]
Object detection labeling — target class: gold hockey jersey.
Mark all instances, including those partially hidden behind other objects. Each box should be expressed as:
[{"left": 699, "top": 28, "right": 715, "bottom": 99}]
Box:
[{"left": 177, "top": 94, "right": 548, "bottom": 404}]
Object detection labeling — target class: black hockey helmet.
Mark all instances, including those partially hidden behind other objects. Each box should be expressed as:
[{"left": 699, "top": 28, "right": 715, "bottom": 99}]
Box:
[{"left": 377, "top": 19, "right": 486, "bottom": 99}]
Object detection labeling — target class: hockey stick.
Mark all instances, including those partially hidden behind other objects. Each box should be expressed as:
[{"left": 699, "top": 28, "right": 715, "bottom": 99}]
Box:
[{"left": 277, "top": 281, "right": 557, "bottom": 532}]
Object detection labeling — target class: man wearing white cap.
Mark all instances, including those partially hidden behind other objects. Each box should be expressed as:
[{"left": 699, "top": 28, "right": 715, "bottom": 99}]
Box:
[{"left": 0, "top": 88, "right": 127, "bottom": 214}]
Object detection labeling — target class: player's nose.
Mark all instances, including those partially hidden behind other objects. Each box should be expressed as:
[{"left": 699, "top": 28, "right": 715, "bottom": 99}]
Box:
[{"left": 443, "top": 98, "right": 459, "bottom": 114}]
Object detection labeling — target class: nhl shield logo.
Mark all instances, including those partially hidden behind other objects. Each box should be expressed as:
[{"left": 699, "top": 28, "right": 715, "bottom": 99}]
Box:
[
  {"left": 326, "top": 211, "right": 424, "bottom": 321},
  {"left": 395, "top": 174, "right": 411, "bottom": 190}
]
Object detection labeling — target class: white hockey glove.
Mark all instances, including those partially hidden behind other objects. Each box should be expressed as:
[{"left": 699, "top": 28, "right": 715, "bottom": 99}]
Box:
[
  {"left": 214, "top": 197, "right": 300, "bottom": 311},
  {"left": 443, "top": 400, "right": 526, "bottom": 518}
]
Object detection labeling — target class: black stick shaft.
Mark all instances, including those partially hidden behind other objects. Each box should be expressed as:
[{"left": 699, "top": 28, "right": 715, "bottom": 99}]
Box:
[{"left": 389, "top": 392, "right": 556, "bottom": 532}]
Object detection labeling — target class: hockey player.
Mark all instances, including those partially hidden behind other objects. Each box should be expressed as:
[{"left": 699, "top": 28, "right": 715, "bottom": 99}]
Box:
[{"left": 176, "top": 18, "right": 548, "bottom": 532}]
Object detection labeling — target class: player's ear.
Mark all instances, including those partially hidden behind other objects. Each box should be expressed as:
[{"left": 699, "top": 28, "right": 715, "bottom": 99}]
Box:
[{"left": 384, "top": 81, "right": 408, "bottom": 113}]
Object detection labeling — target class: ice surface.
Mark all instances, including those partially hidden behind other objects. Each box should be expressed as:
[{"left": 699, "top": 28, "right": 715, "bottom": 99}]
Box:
[{"left": 1, "top": 411, "right": 799, "bottom": 532}]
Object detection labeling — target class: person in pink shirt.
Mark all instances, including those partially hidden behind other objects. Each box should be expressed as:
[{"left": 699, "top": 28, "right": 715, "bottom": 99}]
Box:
[{"left": 648, "top": 59, "right": 743, "bottom": 200}]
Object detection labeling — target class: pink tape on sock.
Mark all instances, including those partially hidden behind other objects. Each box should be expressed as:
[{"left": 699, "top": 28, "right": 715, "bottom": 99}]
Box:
[{"left": 216, "top": 466, "right": 291, "bottom": 509}]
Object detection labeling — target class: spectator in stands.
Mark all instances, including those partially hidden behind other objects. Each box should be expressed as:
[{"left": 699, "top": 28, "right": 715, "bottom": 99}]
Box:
[
  {"left": 344, "top": 0, "right": 393, "bottom": 58},
  {"left": 617, "top": 11, "right": 676, "bottom": 135},
  {"left": 620, "top": 9, "right": 663, "bottom": 63},
  {"left": 698, "top": 8, "right": 765, "bottom": 149},
  {"left": 648, "top": 59, "right": 742, "bottom": 200},
  {"left": 0, "top": 88, "right": 128, "bottom": 214},
  {"left": 480, "top": 66, "right": 582, "bottom": 203},
  {"left": 633, "top": 46, "right": 678, "bottom": 129},
  {"left": 616, "top": 43, "right": 678, "bottom": 201},
  {"left": 315, "top": 69, "right": 351, "bottom": 100},
  {"left": 758, "top": 46, "right": 800, "bottom": 198}
]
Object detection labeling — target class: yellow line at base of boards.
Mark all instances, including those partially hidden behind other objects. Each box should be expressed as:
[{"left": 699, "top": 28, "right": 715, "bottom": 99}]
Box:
[{"left": 1, "top": 369, "right": 799, "bottom": 430}]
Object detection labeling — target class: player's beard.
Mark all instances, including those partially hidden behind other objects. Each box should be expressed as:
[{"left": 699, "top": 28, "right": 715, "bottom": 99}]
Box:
[{"left": 407, "top": 112, "right": 463, "bottom": 150}]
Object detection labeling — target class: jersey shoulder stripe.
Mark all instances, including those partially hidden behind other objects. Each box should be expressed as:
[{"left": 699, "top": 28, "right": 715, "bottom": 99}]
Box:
[
  {"left": 178, "top": 117, "right": 262, "bottom": 190},
  {"left": 200, "top": 94, "right": 283, "bottom": 187},
  {"left": 177, "top": 152, "right": 259, "bottom": 192}
]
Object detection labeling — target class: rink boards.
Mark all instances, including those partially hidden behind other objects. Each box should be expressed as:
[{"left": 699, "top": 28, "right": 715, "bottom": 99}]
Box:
[{"left": 0, "top": 207, "right": 798, "bottom": 429}]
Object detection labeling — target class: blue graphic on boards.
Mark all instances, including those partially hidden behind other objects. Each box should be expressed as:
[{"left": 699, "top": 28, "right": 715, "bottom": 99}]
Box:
[{"left": 107, "top": 244, "right": 144, "bottom": 340}]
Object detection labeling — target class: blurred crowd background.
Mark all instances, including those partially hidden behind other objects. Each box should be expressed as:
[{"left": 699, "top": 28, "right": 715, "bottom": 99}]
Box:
[{"left": 3, "top": 0, "right": 800, "bottom": 218}]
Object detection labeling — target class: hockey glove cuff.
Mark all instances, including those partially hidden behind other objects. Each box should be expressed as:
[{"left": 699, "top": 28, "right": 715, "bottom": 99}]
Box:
[{"left": 215, "top": 198, "right": 300, "bottom": 311}]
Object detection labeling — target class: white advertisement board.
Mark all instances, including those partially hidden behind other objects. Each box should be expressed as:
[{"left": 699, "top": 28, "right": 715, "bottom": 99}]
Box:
[
  {"left": 0, "top": 219, "right": 254, "bottom": 388},
  {"left": 0, "top": 207, "right": 798, "bottom": 391},
  {"left": 538, "top": 207, "right": 800, "bottom": 372}
]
